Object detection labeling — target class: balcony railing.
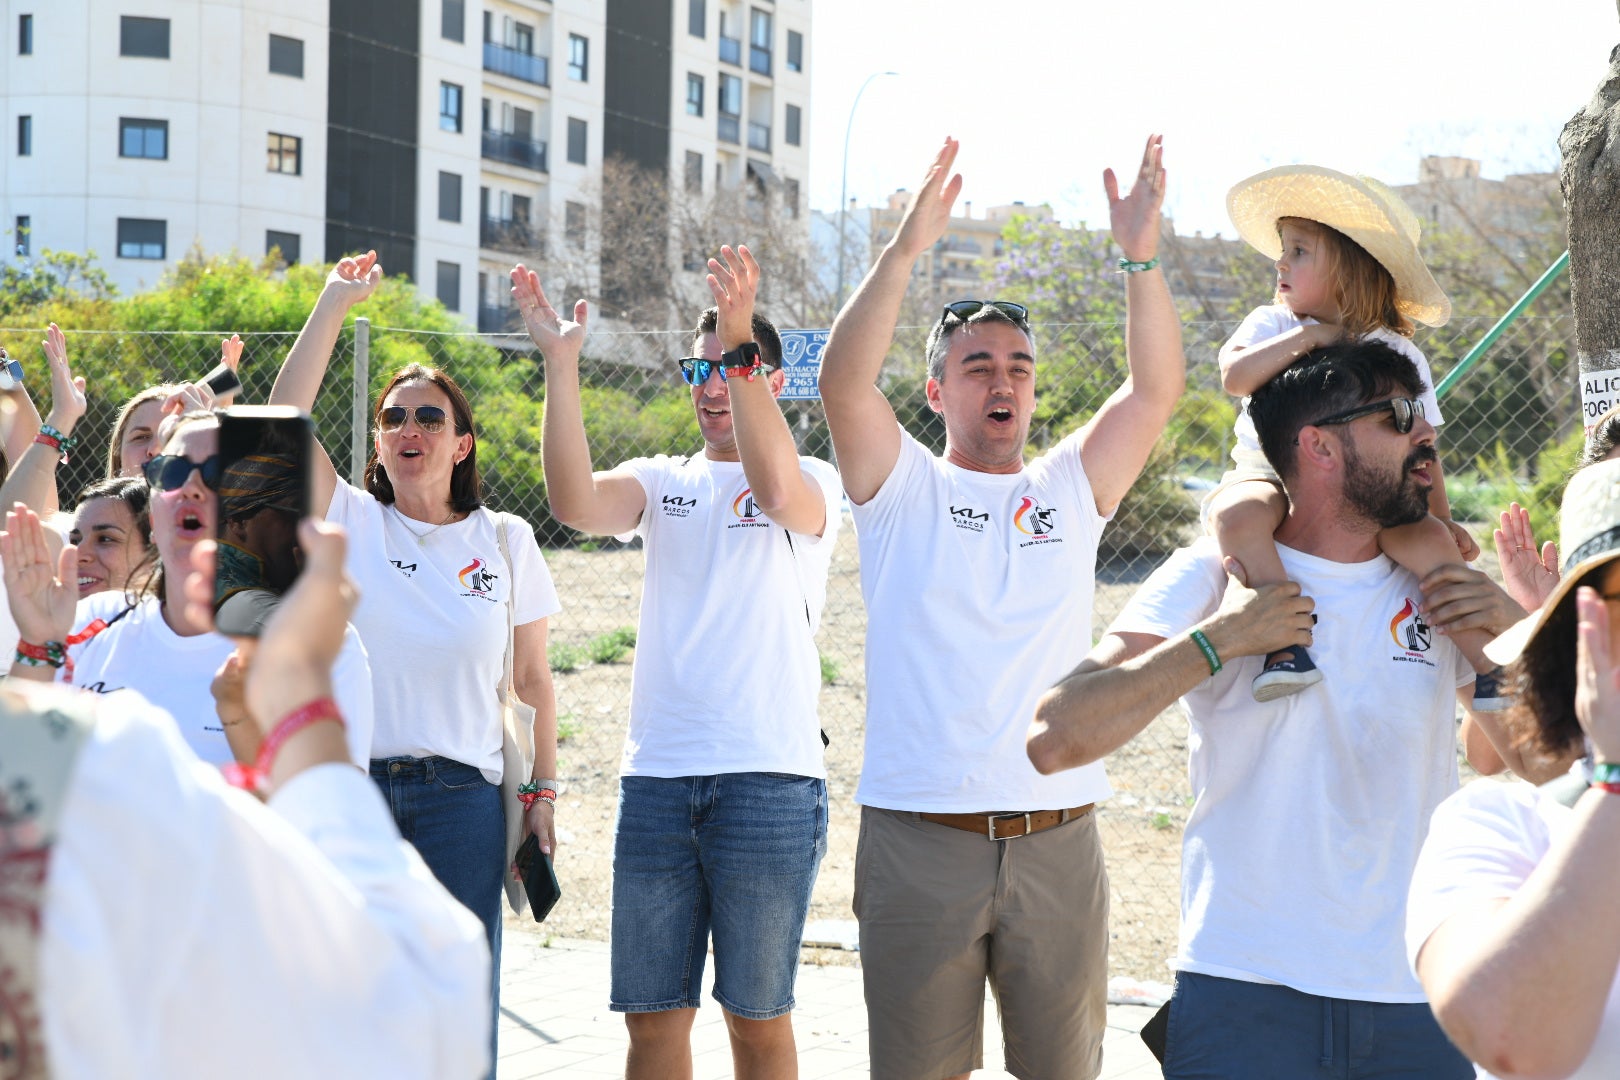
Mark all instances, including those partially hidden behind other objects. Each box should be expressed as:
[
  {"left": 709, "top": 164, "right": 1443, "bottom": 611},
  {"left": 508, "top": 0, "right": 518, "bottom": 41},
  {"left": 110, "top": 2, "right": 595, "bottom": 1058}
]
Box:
[
  {"left": 481, "top": 130, "right": 549, "bottom": 171},
  {"left": 747, "top": 122, "right": 770, "bottom": 152},
  {"left": 718, "top": 35, "right": 741, "bottom": 65},
  {"left": 478, "top": 304, "right": 525, "bottom": 334},
  {"left": 483, "top": 41, "right": 550, "bottom": 86},
  {"left": 749, "top": 46, "right": 771, "bottom": 76},
  {"left": 718, "top": 114, "right": 740, "bottom": 145},
  {"left": 480, "top": 217, "right": 540, "bottom": 253}
]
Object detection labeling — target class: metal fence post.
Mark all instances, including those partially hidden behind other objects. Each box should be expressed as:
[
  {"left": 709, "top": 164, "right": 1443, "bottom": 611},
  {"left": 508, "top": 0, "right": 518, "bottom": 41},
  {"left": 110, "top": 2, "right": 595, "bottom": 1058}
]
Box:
[{"left": 351, "top": 317, "right": 370, "bottom": 487}]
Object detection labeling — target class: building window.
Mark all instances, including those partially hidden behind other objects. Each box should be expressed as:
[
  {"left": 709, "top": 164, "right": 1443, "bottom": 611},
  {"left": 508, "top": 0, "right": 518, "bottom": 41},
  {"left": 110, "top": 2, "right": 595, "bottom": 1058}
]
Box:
[
  {"left": 785, "top": 104, "right": 801, "bottom": 147},
  {"left": 685, "top": 151, "right": 703, "bottom": 195},
  {"left": 436, "top": 261, "right": 460, "bottom": 311},
  {"left": 16, "top": 115, "right": 30, "bottom": 156},
  {"left": 119, "top": 117, "right": 168, "bottom": 160},
  {"left": 438, "top": 171, "right": 462, "bottom": 222},
  {"left": 688, "top": 0, "right": 705, "bottom": 37},
  {"left": 718, "top": 73, "right": 742, "bottom": 116},
  {"left": 565, "top": 200, "right": 585, "bottom": 246},
  {"left": 266, "top": 230, "right": 300, "bottom": 265},
  {"left": 439, "top": 82, "right": 463, "bottom": 132},
  {"left": 119, "top": 16, "right": 169, "bottom": 58},
  {"left": 18, "top": 14, "right": 32, "bottom": 55},
  {"left": 268, "top": 33, "right": 303, "bottom": 77},
  {"left": 117, "top": 217, "right": 166, "bottom": 260},
  {"left": 566, "top": 117, "right": 586, "bottom": 165},
  {"left": 748, "top": 8, "right": 772, "bottom": 74},
  {"left": 267, "top": 132, "right": 301, "bottom": 175},
  {"left": 786, "top": 29, "right": 802, "bottom": 72},
  {"left": 784, "top": 178, "right": 800, "bottom": 219},
  {"left": 14, "top": 216, "right": 30, "bottom": 257},
  {"left": 686, "top": 73, "right": 704, "bottom": 117},
  {"left": 567, "top": 34, "right": 588, "bottom": 81},
  {"left": 441, "top": 0, "right": 464, "bottom": 42}
]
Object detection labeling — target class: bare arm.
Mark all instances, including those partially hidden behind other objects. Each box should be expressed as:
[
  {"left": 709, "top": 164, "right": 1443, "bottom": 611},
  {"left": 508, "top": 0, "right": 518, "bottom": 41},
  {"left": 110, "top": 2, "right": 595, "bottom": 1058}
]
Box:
[
  {"left": 1077, "top": 136, "right": 1186, "bottom": 517},
  {"left": 0, "top": 347, "right": 46, "bottom": 486},
  {"left": 514, "top": 617, "right": 559, "bottom": 857},
  {"left": 818, "top": 138, "right": 963, "bottom": 505},
  {"left": 708, "top": 245, "right": 826, "bottom": 536},
  {"left": 514, "top": 265, "right": 647, "bottom": 536},
  {"left": 0, "top": 325, "right": 84, "bottom": 518},
  {"left": 1028, "top": 560, "right": 1315, "bottom": 773},
  {"left": 1219, "top": 323, "right": 1337, "bottom": 396},
  {"left": 268, "top": 252, "right": 382, "bottom": 514}
]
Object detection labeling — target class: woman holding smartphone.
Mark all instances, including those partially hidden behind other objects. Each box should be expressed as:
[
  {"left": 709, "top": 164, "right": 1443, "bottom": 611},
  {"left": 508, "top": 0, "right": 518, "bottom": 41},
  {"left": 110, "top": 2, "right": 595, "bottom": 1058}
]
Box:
[{"left": 267, "top": 256, "right": 561, "bottom": 1070}]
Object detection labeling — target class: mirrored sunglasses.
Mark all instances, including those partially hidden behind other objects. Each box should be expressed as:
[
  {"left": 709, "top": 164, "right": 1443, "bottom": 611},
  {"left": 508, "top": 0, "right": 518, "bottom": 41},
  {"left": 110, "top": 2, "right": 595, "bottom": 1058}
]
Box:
[
  {"left": 677, "top": 357, "right": 777, "bottom": 386},
  {"left": 378, "top": 405, "right": 449, "bottom": 433},
  {"left": 144, "top": 453, "right": 223, "bottom": 492}
]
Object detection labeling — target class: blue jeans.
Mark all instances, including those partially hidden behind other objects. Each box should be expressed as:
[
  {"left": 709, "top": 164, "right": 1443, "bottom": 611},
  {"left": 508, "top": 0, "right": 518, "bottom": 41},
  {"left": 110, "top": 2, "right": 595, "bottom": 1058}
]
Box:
[
  {"left": 610, "top": 772, "right": 827, "bottom": 1019},
  {"left": 1163, "top": 971, "right": 1473, "bottom": 1079},
  {"left": 371, "top": 755, "right": 503, "bottom": 1073}
]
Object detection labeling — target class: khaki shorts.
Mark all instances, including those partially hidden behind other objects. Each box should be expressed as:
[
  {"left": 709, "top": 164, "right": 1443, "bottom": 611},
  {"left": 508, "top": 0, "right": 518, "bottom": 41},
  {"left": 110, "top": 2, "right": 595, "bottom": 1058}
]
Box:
[{"left": 853, "top": 806, "right": 1109, "bottom": 1080}]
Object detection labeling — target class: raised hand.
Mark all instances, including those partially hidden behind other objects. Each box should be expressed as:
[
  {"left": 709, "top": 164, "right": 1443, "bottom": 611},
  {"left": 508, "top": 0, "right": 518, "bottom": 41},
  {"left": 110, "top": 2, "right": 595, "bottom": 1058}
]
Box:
[
  {"left": 891, "top": 137, "right": 963, "bottom": 259},
  {"left": 1494, "top": 502, "right": 1559, "bottom": 612},
  {"left": 510, "top": 264, "right": 588, "bottom": 364},
  {"left": 40, "top": 323, "right": 87, "bottom": 431},
  {"left": 220, "top": 333, "right": 244, "bottom": 373},
  {"left": 1575, "top": 586, "right": 1620, "bottom": 764},
  {"left": 706, "top": 245, "right": 759, "bottom": 351},
  {"left": 1106, "top": 134, "right": 1166, "bottom": 263},
  {"left": 160, "top": 381, "right": 216, "bottom": 418},
  {"left": 0, "top": 503, "right": 78, "bottom": 648},
  {"left": 324, "top": 250, "right": 383, "bottom": 310}
]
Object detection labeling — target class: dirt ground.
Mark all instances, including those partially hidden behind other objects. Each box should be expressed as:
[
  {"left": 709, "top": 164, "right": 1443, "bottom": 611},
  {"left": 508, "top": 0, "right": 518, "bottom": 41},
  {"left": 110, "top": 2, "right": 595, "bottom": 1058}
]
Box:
[{"left": 520, "top": 516, "right": 1190, "bottom": 982}]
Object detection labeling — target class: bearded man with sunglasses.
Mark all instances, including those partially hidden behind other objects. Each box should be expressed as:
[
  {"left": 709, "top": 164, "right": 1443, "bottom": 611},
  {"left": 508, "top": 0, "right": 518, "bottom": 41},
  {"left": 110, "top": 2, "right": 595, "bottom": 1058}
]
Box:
[
  {"left": 815, "top": 135, "right": 1184, "bottom": 1080},
  {"left": 516, "top": 246, "right": 841, "bottom": 1080},
  {"left": 1026, "top": 340, "right": 1523, "bottom": 1078}
]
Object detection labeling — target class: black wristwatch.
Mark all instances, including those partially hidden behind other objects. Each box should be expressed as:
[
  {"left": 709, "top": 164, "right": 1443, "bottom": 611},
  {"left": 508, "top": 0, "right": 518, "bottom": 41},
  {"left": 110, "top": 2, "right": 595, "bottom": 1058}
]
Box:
[{"left": 721, "top": 341, "right": 762, "bottom": 377}]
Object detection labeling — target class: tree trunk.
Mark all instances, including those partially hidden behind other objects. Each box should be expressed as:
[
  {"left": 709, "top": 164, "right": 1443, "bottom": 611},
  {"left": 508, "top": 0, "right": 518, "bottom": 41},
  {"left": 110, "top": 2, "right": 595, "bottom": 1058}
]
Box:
[{"left": 1560, "top": 42, "right": 1620, "bottom": 433}]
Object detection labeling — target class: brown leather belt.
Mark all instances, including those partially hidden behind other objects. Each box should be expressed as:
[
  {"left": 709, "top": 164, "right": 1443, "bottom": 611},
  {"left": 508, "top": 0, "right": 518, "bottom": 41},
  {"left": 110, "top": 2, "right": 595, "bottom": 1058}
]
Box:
[{"left": 917, "top": 804, "right": 1095, "bottom": 841}]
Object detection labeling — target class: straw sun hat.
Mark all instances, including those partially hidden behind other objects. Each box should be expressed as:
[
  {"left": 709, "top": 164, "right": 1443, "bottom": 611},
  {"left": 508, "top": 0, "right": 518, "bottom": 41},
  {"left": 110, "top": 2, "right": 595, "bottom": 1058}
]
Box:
[
  {"left": 1485, "top": 458, "right": 1620, "bottom": 666},
  {"left": 1227, "top": 164, "right": 1452, "bottom": 328}
]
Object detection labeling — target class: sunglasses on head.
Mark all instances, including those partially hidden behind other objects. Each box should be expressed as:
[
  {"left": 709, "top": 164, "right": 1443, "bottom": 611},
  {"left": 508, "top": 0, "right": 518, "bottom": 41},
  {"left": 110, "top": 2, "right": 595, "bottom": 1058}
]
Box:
[
  {"left": 941, "top": 299, "right": 1030, "bottom": 324},
  {"left": 144, "top": 453, "right": 222, "bottom": 492},
  {"left": 1308, "top": 397, "right": 1425, "bottom": 435},
  {"left": 378, "top": 405, "right": 449, "bottom": 433},
  {"left": 677, "top": 357, "right": 777, "bottom": 386}
]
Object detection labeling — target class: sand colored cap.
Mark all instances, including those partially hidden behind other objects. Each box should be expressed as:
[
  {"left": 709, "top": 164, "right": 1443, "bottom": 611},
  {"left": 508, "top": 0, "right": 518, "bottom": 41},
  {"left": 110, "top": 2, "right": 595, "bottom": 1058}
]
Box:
[
  {"left": 1485, "top": 457, "right": 1620, "bottom": 666},
  {"left": 1227, "top": 164, "right": 1452, "bottom": 328}
]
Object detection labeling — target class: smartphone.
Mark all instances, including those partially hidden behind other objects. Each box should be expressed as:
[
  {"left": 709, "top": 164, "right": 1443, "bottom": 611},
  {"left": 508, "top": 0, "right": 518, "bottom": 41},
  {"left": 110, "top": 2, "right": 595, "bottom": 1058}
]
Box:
[
  {"left": 201, "top": 361, "right": 242, "bottom": 398},
  {"left": 213, "top": 406, "right": 314, "bottom": 637},
  {"left": 0, "top": 347, "right": 24, "bottom": 391}
]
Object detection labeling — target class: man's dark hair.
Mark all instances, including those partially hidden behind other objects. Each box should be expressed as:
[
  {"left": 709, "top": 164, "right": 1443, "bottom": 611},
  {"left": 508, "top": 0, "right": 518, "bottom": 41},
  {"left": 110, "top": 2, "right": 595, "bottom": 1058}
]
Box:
[
  {"left": 695, "top": 308, "right": 783, "bottom": 367},
  {"left": 1248, "top": 340, "right": 1426, "bottom": 481}
]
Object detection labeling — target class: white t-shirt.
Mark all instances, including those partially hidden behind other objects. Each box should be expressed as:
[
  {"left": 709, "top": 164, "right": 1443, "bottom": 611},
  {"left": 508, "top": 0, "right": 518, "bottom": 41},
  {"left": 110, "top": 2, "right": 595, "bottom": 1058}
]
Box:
[
  {"left": 616, "top": 453, "right": 841, "bottom": 779},
  {"left": 851, "top": 425, "right": 1112, "bottom": 812},
  {"left": 61, "top": 592, "right": 374, "bottom": 769},
  {"left": 327, "top": 482, "right": 560, "bottom": 783},
  {"left": 1407, "top": 778, "right": 1620, "bottom": 1079},
  {"left": 1110, "top": 538, "right": 1473, "bottom": 1002},
  {"left": 1227, "top": 305, "right": 1444, "bottom": 459},
  {"left": 43, "top": 690, "right": 489, "bottom": 1079}
]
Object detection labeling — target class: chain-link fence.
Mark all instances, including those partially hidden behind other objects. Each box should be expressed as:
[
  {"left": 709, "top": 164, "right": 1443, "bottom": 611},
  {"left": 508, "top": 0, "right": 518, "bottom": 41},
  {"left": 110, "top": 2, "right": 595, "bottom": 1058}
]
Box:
[{"left": 9, "top": 310, "right": 1581, "bottom": 980}]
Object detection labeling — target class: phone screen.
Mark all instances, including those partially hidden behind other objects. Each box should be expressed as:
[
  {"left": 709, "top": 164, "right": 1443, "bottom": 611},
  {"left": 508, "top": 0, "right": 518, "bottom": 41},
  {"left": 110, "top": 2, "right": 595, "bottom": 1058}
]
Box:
[{"left": 213, "top": 407, "right": 314, "bottom": 637}]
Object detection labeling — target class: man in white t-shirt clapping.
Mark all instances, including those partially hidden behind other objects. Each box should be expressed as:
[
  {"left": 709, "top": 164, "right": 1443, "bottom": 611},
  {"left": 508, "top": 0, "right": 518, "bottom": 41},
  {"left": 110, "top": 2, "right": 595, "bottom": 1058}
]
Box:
[
  {"left": 816, "top": 135, "right": 1185, "bottom": 1080},
  {"left": 1027, "top": 339, "right": 1524, "bottom": 1078},
  {"left": 515, "top": 247, "right": 841, "bottom": 1079}
]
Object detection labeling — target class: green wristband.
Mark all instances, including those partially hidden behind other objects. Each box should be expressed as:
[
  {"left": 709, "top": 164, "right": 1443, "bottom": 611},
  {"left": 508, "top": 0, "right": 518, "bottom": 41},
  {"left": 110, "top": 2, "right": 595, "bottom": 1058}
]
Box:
[
  {"left": 1592, "top": 762, "right": 1620, "bottom": 786},
  {"left": 1117, "top": 256, "right": 1160, "bottom": 273},
  {"left": 1189, "top": 629, "right": 1221, "bottom": 676}
]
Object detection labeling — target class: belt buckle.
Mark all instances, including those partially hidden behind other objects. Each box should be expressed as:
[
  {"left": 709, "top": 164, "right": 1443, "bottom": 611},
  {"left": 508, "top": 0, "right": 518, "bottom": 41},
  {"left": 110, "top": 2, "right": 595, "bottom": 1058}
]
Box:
[{"left": 988, "top": 812, "right": 1033, "bottom": 841}]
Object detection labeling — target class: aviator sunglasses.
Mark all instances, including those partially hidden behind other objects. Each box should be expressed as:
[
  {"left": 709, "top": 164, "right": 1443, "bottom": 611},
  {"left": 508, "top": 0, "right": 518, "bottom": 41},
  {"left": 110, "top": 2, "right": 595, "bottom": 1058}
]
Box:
[
  {"left": 677, "top": 357, "right": 777, "bottom": 386},
  {"left": 1307, "top": 397, "right": 1425, "bottom": 435},
  {"left": 942, "top": 299, "right": 1030, "bottom": 323},
  {"left": 378, "top": 405, "right": 450, "bottom": 433},
  {"left": 144, "top": 453, "right": 223, "bottom": 492}
]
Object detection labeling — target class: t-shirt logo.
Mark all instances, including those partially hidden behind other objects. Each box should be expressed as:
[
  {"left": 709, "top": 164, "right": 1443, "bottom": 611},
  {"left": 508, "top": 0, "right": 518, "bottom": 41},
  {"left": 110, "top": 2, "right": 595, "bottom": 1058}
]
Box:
[
  {"left": 1013, "top": 497, "right": 1062, "bottom": 548},
  {"left": 950, "top": 504, "right": 989, "bottom": 533},
  {"left": 662, "top": 494, "right": 696, "bottom": 519},
  {"left": 459, "top": 557, "right": 499, "bottom": 595},
  {"left": 1388, "top": 598, "right": 1436, "bottom": 667},
  {"left": 727, "top": 488, "right": 770, "bottom": 531},
  {"left": 390, "top": 559, "right": 417, "bottom": 577}
]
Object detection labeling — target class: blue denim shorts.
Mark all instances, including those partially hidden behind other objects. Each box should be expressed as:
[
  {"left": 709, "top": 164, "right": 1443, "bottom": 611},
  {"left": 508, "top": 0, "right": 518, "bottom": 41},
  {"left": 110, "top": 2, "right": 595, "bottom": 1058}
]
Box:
[{"left": 610, "top": 772, "right": 828, "bottom": 1019}]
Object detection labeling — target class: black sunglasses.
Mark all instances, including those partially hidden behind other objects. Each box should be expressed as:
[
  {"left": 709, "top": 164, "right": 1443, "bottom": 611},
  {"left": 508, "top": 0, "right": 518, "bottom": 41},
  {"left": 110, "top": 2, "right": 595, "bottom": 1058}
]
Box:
[
  {"left": 378, "top": 405, "right": 449, "bottom": 433},
  {"left": 677, "top": 357, "right": 777, "bottom": 386},
  {"left": 941, "top": 299, "right": 1030, "bottom": 324},
  {"left": 144, "top": 453, "right": 223, "bottom": 492},
  {"left": 1308, "top": 397, "right": 1425, "bottom": 435}
]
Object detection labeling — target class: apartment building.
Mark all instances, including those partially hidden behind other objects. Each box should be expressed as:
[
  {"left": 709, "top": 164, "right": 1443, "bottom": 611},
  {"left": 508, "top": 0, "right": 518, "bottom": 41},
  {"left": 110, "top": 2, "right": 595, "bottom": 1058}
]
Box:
[{"left": 0, "top": 0, "right": 811, "bottom": 326}]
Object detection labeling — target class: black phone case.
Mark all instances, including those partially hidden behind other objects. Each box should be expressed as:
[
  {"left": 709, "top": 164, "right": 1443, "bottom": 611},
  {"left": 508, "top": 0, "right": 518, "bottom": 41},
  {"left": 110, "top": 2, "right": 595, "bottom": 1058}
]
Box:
[{"left": 513, "top": 833, "right": 561, "bottom": 922}]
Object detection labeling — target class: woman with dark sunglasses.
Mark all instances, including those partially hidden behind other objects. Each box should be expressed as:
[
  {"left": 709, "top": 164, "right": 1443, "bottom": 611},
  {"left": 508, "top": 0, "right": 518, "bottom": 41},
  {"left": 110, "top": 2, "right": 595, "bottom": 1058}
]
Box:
[
  {"left": 265, "top": 258, "right": 561, "bottom": 1072},
  {"left": 0, "top": 412, "right": 375, "bottom": 770}
]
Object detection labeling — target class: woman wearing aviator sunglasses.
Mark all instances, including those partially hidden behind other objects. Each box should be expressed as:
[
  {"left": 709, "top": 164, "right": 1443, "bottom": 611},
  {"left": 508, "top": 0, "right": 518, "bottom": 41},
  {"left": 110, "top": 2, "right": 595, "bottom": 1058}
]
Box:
[
  {"left": 1, "top": 412, "right": 376, "bottom": 772},
  {"left": 264, "top": 262, "right": 561, "bottom": 1071}
]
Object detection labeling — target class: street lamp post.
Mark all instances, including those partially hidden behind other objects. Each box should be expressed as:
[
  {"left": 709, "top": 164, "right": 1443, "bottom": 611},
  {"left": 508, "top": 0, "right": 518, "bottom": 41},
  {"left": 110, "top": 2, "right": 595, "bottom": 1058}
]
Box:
[{"left": 836, "top": 70, "right": 898, "bottom": 311}]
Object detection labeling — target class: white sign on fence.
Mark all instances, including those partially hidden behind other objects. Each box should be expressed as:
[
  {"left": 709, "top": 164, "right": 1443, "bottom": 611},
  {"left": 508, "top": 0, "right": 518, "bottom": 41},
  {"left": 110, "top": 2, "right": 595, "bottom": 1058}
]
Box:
[
  {"left": 1582, "top": 355, "right": 1620, "bottom": 434},
  {"left": 778, "top": 329, "right": 830, "bottom": 401}
]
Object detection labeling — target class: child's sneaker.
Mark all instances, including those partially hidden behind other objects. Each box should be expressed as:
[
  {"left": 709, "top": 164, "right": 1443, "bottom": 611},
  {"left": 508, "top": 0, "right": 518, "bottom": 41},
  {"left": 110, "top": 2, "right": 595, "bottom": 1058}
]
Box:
[
  {"left": 1253, "top": 646, "right": 1323, "bottom": 702},
  {"left": 1471, "top": 667, "right": 1512, "bottom": 712}
]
